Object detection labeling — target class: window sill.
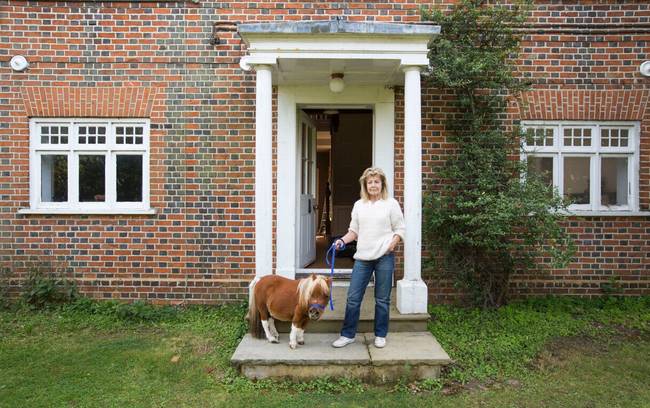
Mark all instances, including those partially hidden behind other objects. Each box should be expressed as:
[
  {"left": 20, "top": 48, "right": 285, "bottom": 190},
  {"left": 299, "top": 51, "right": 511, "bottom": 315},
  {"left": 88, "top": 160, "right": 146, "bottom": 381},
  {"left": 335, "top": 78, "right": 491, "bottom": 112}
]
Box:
[
  {"left": 18, "top": 208, "right": 157, "bottom": 215},
  {"left": 563, "top": 210, "right": 650, "bottom": 217}
]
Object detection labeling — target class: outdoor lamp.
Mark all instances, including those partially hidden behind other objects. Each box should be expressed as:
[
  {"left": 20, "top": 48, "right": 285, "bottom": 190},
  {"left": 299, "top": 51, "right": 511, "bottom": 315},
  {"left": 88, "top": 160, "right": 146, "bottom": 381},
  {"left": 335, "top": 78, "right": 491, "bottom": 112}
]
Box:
[{"left": 329, "top": 73, "right": 345, "bottom": 93}]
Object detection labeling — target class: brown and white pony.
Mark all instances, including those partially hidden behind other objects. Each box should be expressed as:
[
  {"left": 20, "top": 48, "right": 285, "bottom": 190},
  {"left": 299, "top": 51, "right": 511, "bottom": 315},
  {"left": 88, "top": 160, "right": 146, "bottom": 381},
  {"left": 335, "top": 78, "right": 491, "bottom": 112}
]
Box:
[{"left": 249, "top": 274, "right": 332, "bottom": 349}]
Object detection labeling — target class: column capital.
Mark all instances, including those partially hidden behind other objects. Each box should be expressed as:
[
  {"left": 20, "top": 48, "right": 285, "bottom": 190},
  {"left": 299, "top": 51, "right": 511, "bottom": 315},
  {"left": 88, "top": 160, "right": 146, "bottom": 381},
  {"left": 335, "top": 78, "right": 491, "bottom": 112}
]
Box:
[
  {"left": 239, "top": 56, "right": 278, "bottom": 71},
  {"left": 401, "top": 65, "right": 423, "bottom": 74}
]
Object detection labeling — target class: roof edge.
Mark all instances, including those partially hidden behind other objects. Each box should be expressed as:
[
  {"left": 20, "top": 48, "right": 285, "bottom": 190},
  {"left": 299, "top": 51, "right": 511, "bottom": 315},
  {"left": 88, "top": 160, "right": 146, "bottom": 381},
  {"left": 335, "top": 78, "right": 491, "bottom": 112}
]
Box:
[{"left": 238, "top": 21, "right": 440, "bottom": 37}]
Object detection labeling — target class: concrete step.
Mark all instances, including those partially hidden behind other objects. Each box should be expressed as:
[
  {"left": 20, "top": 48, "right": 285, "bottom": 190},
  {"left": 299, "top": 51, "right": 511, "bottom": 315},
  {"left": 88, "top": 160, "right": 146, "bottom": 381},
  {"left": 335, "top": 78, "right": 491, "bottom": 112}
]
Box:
[
  {"left": 231, "top": 332, "right": 452, "bottom": 383},
  {"left": 296, "top": 269, "right": 354, "bottom": 281},
  {"left": 272, "top": 286, "right": 430, "bottom": 333}
]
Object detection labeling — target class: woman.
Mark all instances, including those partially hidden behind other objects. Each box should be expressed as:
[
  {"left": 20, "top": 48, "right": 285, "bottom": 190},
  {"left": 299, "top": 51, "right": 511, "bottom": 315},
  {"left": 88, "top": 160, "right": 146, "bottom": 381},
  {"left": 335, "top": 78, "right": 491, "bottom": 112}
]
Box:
[{"left": 331, "top": 167, "right": 405, "bottom": 349}]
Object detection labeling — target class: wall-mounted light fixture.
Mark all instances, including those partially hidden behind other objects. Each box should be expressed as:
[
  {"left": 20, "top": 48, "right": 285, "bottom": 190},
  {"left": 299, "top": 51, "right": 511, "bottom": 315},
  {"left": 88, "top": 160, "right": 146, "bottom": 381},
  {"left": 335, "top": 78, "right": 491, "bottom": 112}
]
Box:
[
  {"left": 10, "top": 55, "right": 29, "bottom": 72},
  {"left": 640, "top": 61, "right": 650, "bottom": 77},
  {"left": 329, "top": 73, "right": 345, "bottom": 93}
]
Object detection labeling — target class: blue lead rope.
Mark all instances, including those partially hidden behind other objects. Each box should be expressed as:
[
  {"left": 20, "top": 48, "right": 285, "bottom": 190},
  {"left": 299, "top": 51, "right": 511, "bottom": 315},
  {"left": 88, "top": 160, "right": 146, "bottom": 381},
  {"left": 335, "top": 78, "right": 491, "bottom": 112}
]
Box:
[{"left": 325, "top": 240, "right": 345, "bottom": 311}]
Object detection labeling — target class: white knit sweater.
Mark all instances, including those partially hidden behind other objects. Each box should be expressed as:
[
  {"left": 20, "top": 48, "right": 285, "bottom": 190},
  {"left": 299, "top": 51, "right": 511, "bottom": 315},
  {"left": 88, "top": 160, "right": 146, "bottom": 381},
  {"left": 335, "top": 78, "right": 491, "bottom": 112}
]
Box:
[{"left": 348, "top": 197, "right": 406, "bottom": 261}]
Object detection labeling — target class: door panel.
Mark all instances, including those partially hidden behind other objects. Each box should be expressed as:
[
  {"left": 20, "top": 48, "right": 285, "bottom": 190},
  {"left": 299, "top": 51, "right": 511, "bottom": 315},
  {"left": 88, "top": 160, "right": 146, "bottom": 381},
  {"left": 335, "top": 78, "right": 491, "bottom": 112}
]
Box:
[{"left": 297, "top": 111, "right": 317, "bottom": 268}]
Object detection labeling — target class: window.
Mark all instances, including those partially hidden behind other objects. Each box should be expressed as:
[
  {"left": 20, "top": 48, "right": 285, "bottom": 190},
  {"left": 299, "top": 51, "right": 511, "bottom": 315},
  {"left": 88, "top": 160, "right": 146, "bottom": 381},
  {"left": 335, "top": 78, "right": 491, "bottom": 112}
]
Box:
[
  {"left": 29, "top": 119, "right": 150, "bottom": 213},
  {"left": 522, "top": 121, "right": 638, "bottom": 212}
]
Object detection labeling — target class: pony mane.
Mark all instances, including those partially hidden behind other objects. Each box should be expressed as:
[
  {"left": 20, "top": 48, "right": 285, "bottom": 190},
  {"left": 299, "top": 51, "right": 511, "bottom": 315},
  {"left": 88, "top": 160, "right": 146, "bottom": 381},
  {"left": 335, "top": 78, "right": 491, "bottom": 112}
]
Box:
[{"left": 297, "top": 275, "right": 330, "bottom": 309}]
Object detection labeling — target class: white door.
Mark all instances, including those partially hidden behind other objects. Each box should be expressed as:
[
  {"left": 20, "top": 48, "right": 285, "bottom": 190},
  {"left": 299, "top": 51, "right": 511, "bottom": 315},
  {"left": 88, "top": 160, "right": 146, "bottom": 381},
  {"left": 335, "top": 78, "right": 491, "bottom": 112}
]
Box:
[{"left": 297, "top": 111, "right": 317, "bottom": 268}]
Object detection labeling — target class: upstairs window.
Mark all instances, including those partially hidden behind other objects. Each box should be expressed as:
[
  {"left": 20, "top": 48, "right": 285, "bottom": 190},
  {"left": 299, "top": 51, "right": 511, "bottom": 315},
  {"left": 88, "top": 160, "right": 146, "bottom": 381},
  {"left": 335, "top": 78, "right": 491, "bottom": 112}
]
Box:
[
  {"left": 522, "top": 121, "right": 639, "bottom": 212},
  {"left": 29, "top": 119, "right": 150, "bottom": 213}
]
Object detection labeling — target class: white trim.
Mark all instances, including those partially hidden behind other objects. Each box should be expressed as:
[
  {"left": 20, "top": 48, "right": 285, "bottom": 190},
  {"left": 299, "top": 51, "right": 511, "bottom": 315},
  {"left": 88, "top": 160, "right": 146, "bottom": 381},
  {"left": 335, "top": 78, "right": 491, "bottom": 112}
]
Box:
[
  {"left": 562, "top": 211, "right": 650, "bottom": 217},
  {"left": 522, "top": 120, "right": 640, "bottom": 213},
  {"left": 240, "top": 35, "right": 432, "bottom": 76},
  {"left": 254, "top": 65, "right": 274, "bottom": 280},
  {"left": 374, "top": 102, "right": 395, "bottom": 197},
  {"left": 276, "top": 85, "right": 394, "bottom": 280},
  {"left": 26, "top": 118, "right": 151, "bottom": 214},
  {"left": 18, "top": 208, "right": 157, "bottom": 215}
]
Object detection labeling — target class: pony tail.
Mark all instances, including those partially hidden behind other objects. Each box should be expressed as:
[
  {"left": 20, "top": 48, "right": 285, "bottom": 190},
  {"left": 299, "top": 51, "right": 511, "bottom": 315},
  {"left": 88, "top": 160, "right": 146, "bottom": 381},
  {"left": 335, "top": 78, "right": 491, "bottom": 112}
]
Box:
[{"left": 248, "top": 283, "right": 264, "bottom": 339}]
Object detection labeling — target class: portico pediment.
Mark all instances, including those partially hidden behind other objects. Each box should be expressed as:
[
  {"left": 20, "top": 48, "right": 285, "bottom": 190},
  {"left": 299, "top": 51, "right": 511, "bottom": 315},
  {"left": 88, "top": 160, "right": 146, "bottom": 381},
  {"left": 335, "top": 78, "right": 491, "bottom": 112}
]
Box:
[{"left": 238, "top": 21, "right": 439, "bottom": 85}]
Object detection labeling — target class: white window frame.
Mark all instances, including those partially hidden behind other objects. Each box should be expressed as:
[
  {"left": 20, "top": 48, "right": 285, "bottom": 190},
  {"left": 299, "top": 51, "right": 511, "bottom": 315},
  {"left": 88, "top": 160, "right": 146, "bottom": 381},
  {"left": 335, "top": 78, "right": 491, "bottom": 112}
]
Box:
[
  {"left": 24, "top": 118, "right": 152, "bottom": 215},
  {"left": 522, "top": 120, "right": 640, "bottom": 213}
]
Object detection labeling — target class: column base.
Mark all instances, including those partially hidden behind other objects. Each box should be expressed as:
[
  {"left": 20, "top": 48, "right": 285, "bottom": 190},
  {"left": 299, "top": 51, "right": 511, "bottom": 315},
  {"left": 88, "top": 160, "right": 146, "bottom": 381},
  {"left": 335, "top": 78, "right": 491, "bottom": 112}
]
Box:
[{"left": 396, "top": 279, "right": 428, "bottom": 314}]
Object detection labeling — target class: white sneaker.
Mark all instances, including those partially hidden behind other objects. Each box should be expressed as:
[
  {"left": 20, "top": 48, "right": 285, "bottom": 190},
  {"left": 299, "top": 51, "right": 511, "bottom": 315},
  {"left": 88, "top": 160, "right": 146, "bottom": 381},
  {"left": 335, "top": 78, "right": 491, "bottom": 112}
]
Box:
[
  {"left": 374, "top": 336, "right": 386, "bottom": 348},
  {"left": 332, "top": 336, "right": 355, "bottom": 348}
]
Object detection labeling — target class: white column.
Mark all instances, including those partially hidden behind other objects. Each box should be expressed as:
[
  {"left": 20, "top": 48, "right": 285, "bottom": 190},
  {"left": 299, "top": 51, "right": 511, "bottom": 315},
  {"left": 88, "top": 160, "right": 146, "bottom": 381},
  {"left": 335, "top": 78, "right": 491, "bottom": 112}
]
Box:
[
  {"left": 254, "top": 65, "right": 273, "bottom": 282},
  {"left": 397, "top": 66, "right": 428, "bottom": 314}
]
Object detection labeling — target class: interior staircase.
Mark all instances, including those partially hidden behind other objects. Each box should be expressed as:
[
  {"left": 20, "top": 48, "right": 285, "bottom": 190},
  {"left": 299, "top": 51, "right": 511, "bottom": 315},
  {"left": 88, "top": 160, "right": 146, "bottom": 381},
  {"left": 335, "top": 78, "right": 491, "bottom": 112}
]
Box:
[{"left": 231, "top": 285, "right": 452, "bottom": 383}]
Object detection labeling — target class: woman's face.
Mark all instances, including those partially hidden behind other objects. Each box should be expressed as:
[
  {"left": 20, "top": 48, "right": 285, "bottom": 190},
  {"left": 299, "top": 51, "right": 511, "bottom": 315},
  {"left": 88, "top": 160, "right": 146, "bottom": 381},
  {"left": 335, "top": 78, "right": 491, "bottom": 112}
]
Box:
[{"left": 366, "top": 175, "right": 382, "bottom": 199}]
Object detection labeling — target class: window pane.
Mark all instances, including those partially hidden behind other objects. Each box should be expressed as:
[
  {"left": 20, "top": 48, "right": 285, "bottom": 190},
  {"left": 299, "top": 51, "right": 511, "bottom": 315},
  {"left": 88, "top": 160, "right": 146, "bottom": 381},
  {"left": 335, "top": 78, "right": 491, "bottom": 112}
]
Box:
[
  {"left": 601, "top": 157, "right": 628, "bottom": 207},
  {"left": 527, "top": 156, "right": 553, "bottom": 187},
  {"left": 41, "top": 155, "right": 67, "bottom": 202},
  {"left": 115, "top": 126, "right": 144, "bottom": 145},
  {"left": 117, "top": 155, "right": 143, "bottom": 202},
  {"left": 563, "top": 128, "right": 591, "bottom": 147},
  {"left": 620, "top": 129, "right": 629, "bottom": 147},
  {"left": 78, "top": 126, "right": 107, "bottom": 145},
  {"left": 602, "top": 128, "right": 629, "bottom": 148},
  {"left": 301, "top": 125, "right": 307, "bottom": 195},
  {"left": 307, "top": 127, "right": 313, "bottom": 194},
  {"left": 40, "top": 125, "right": 69, "bottom": 145},
  {"left": 525, "top": 128, "right": 554, "bottom": 147},
  {"left": 79, "top": 155, "right": 105, "bottom": 202},
  {"left": 564, "top": 157, "right": 590, "bottom": 204}
]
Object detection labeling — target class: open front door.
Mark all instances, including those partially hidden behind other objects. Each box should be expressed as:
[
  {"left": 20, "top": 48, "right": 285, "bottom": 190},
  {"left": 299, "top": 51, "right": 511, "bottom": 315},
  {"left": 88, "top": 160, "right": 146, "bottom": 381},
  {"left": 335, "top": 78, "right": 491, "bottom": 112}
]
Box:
[{"left": 297, "top": 111, "right": 317, "bottom": 268}]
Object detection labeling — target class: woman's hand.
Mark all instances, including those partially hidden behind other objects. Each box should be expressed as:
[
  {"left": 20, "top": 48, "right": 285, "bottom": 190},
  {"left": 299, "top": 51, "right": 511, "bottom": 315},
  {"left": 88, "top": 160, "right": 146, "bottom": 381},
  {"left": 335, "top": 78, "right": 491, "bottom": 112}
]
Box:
[
  {"left": 335, "top": 239, "right": 346, "bottom": 250},
  {"left": 386, "top": 235, "right": 400, "bottom": 253}
]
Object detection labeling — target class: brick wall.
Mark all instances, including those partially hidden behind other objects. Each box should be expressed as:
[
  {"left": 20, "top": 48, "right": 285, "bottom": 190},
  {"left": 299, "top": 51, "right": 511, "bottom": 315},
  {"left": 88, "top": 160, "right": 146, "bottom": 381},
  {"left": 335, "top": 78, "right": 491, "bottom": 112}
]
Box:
[
  {"left": 1, "top": 1, "right": 649, "bottom": 304},
  {"left": 424, "top": 1, "right": 650, "bottom": 302}
]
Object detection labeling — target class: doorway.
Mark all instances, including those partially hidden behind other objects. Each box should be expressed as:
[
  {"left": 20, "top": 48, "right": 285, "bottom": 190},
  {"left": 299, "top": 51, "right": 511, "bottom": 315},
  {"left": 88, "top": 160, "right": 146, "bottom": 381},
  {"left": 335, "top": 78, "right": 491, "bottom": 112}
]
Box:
[
  {"left": 274, "top": 84, "right": 394, "bottom": 281},
  {"left": 296, "top": 108, "right": 373, "bottom": 275}
]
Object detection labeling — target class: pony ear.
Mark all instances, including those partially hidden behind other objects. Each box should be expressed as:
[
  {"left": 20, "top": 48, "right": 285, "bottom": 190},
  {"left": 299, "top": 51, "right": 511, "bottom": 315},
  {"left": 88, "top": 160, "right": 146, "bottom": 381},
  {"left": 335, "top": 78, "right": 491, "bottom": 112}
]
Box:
[
  {"left": 327, "top": 277, "right": 333, "bottom": 287},
  {"left": 311, "top": 273, "right": 317, "bottom": 281}
]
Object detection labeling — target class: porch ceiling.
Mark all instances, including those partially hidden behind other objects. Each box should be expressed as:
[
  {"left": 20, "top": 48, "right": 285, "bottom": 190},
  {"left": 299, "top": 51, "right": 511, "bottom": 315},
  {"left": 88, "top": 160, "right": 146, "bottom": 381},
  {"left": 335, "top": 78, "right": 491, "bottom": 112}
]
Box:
[{"left": 276, "top": 58, "right": 402, "bottom": 86}]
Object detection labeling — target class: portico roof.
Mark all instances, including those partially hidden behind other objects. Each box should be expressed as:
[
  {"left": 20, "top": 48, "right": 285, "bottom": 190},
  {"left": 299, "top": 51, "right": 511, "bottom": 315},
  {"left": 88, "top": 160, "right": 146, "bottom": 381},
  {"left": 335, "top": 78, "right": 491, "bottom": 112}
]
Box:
[
  {"left": 238, "top": 20, "right": 439, "bottom": 85},
  {"left": 238, "top": 20, "right": 440, "bottom": 36}
]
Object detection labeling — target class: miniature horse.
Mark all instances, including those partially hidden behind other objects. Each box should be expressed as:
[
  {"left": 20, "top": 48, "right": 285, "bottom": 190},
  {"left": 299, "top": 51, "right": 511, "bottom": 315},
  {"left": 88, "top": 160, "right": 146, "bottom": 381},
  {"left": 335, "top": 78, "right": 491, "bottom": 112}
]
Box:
[{"left": 249, "top": 274, "right": 332, "bottom": 349}]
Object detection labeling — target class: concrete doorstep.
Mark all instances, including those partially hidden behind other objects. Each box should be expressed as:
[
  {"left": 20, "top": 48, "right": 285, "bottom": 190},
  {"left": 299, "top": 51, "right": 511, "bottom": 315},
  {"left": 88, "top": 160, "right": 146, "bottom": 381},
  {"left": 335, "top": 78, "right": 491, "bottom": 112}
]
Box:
[{"left": 231, "top": 332, "right": 452, "bottom": 383}]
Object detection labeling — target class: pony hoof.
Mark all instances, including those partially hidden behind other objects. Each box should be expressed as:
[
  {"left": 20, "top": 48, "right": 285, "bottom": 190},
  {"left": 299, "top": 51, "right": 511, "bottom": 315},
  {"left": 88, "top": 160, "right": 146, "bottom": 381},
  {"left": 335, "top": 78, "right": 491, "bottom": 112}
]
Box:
[
  {"left": 270, "top": 338, "right": 279, "bottom": 344},
  {"left": 298, "top": 341, "right": 305, "bottom": 345},
  {"left": 289, "top": 343, "right": 297, "bottom": 349}
]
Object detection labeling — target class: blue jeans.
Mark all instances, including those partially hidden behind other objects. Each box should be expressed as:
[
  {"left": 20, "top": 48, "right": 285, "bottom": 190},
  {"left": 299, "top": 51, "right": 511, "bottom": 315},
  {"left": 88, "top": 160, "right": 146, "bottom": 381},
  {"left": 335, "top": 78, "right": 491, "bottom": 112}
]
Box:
[{"left": 340, "top": 253, "right": 394, "bottom": 338}]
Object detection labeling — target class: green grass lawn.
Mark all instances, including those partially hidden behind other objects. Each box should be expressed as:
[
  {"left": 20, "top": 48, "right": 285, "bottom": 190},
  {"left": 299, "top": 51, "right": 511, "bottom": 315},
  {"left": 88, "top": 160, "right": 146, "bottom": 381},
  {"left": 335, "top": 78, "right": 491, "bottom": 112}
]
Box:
[{"left": 1, "top": 297, "right": 649, "bottom": 407}]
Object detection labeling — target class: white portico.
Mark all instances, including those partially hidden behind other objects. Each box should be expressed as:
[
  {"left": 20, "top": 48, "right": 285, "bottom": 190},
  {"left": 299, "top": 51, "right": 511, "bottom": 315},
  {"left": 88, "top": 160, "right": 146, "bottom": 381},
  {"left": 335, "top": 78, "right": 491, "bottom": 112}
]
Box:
[{"left": 238, "top": 21, "right": 439, "bottom": 314}]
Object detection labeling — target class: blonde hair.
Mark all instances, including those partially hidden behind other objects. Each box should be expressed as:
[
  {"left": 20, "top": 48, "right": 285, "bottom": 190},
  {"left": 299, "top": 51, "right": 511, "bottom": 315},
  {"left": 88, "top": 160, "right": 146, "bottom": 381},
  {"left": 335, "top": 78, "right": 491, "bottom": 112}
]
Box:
[
  {"left": 297, "top": 275, "right": 330, "bottom": 310},
  {"left": 359, "top": 167, "right": 389, "bottom": 201}
]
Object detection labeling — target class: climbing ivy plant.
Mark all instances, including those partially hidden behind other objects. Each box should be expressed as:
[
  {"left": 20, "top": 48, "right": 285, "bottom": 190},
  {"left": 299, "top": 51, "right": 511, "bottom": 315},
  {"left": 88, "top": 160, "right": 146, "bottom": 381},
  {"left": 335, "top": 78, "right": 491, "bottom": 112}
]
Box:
[{"left": 422, "top": 0, "right": 575, "bottom": 308}]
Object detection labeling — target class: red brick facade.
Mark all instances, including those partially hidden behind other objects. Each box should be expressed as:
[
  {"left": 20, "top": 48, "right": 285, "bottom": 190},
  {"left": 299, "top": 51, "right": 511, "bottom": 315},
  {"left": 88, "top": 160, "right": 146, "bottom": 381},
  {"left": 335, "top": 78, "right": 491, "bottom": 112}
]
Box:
[
  {"left": 1, "top": 1, "right": 649, "bottom": 304},
  {"left": 21, "top": 87, "right": 159, "bottom": 118}
]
